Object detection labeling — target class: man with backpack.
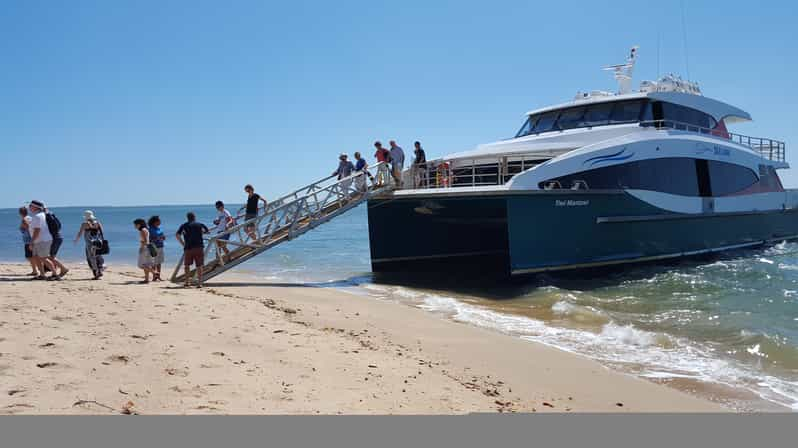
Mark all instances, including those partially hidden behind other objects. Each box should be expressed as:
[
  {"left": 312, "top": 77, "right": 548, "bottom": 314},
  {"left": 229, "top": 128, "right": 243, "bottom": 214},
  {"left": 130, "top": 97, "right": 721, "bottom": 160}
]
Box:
[{"left": 40, "top": 202, "right": 69, "bottom": 279}]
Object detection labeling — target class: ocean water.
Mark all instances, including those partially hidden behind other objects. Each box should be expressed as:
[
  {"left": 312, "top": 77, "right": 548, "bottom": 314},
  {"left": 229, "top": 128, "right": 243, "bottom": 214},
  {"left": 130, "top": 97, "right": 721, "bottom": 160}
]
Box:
[{"left": 2, "top": 204, "right": 798, "bottom": 410}]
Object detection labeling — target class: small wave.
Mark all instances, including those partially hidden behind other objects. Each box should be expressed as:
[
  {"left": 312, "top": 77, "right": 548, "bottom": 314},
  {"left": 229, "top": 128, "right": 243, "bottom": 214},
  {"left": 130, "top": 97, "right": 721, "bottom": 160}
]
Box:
[
  {"left": 551, "top": 301, "right": 575, "bottom": 315},
  {"left": 403, "top": 289, "right": 798, "bottom": 411},
  {"left": 599, "top": 323, "right": 659, "bottom": 347}
]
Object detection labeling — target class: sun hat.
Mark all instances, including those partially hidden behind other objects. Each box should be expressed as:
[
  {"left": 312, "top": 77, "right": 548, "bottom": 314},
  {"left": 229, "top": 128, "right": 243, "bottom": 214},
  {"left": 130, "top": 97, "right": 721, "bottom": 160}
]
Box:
[{"left": 83, "top": 210, "right": 97, "bottom": 222}]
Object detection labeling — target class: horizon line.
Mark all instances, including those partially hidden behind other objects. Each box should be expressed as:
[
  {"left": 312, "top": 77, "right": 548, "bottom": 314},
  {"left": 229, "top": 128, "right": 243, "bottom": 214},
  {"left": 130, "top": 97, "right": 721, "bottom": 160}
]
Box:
[{"left": 0, "top": 202, "right": 247, "bottom": 211}]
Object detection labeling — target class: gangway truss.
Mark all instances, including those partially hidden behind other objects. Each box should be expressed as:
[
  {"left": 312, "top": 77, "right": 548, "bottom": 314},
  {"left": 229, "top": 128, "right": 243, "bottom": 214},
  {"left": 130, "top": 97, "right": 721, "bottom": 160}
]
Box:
[{"left": 170, "top": 162, "right": 393, "bottom": 284}]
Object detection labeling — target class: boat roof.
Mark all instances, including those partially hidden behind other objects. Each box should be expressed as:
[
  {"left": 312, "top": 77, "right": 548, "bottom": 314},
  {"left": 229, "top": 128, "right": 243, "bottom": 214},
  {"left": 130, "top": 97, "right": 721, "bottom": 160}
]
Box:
[{"left": 525, "top": 91, "right": 752, "bottom": 123}]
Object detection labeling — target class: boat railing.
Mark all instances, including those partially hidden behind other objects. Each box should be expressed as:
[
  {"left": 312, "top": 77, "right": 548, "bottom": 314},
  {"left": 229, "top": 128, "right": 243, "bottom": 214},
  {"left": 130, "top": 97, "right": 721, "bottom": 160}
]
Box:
[
  {"left": 400, "top": 152, "right": 554, "bottom": 190},
  {"left": 639, "top": 119, "right": 786, "bottom": 163}
]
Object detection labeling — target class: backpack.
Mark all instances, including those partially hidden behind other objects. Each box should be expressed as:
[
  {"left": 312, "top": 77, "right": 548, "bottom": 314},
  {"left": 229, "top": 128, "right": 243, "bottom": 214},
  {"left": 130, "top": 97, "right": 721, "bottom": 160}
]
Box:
[{"left": 45, "top": 212, "right": 62, "bottom": 238}]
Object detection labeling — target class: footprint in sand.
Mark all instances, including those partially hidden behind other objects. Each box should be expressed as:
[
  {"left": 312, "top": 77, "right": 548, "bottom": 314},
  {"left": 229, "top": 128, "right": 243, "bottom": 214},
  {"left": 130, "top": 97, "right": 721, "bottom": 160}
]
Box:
[
  {"left": 7, "top": 388, "right": 27, "bottom": 397},
  {"left": 107, "top": 355, "right": 130, "bottom": 364},
  {"left": 36, "top": 362, "right": 58, "bottom": 368},
  {"left": 164, "top": 367, "right": 189, "bottom": 377}
]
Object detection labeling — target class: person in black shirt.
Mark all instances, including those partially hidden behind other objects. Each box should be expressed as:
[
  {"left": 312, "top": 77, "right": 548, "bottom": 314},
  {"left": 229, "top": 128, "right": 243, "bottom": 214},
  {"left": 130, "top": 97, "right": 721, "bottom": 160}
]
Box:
[
  {"left": 176, "top": 212, "right": 209, "bottom": 288},
  {"left": 413, "top": 141, "right": 428, "bottom": 188},
  {"left": 243, "top": 184, "right": 268, "bottom": 241}
]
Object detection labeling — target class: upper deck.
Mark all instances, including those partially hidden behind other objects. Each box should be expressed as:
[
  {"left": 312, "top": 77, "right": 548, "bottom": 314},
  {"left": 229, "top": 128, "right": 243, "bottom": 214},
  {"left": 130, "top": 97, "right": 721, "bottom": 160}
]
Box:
[{"left": 400, "top": 120, "right": 786, "bottom": 191}]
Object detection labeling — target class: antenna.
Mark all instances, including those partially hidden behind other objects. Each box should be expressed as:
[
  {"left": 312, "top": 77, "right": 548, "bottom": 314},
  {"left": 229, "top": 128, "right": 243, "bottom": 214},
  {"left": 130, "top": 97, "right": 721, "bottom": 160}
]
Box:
[
  {"left": 680, "top": 0, "right": 691, "bottom": 80},
  {"left": 603, "top": 46, "right": 639, "bottom": 94},
  {"left": 657, "top": 30, "right": 661, "bottom": 80}
]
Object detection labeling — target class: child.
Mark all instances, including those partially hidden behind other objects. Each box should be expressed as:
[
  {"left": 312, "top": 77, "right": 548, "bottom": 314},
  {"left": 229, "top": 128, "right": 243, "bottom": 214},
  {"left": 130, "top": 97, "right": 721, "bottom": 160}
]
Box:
[{"left": 148, "top": 216, "right": 166, "bottom": 281}]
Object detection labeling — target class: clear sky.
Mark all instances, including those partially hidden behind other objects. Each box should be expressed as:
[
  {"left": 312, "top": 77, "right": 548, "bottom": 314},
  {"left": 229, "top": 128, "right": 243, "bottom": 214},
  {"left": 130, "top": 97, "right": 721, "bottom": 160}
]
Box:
[{"left": 1, "top": 0, "right": 796, "bottom": 208}]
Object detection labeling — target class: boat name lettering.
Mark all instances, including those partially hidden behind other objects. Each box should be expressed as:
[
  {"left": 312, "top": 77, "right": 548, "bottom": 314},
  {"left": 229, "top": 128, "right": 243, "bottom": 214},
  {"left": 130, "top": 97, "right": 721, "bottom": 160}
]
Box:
[
  {"left": 555, "top": 199, "right": 590, "bottom": 207},
  {"left": 713, "top": 146, "right": 731, "bottom": 156}
]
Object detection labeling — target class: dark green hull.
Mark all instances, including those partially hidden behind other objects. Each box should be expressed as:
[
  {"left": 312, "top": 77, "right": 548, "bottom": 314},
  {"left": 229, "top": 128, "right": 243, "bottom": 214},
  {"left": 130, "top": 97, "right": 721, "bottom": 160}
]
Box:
[{"left": 367, "top": 191, "right": 798, "bottom": 276}]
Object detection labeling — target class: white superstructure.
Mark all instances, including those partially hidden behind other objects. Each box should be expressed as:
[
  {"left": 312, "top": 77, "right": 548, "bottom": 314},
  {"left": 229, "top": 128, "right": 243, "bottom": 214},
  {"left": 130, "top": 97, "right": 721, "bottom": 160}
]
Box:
[{"left": 398, "top": 47, "right": 787, "bottom": 217}]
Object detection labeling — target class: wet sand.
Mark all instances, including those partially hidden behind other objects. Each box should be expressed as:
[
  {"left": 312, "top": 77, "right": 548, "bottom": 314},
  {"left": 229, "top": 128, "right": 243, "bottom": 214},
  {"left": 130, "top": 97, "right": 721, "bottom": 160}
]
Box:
[{"left": 0, "top": 263, "right": 723, "bottom": 414}]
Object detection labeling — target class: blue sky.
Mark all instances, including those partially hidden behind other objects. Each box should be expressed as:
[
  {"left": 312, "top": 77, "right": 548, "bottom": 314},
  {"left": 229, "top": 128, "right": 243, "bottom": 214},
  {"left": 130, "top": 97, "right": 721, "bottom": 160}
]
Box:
[{"left": 1, "top": 0, "right": 796, "bottom": 208}]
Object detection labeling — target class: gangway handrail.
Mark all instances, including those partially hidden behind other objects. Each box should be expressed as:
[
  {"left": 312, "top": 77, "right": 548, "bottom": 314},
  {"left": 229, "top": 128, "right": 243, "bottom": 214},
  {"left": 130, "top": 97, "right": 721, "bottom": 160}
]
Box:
[
  {"left": 235, "top": 173, "right": 339, "bottom": 220},
  {"left": 171, "top": 161, "right": 394, "bottom": 284}
]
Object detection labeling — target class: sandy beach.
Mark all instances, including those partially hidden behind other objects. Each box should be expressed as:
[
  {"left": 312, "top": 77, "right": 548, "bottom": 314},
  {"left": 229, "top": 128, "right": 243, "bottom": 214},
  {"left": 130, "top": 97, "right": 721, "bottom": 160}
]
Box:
[{"left": 0, "top": 262, "right": 722, "bottom": 414}]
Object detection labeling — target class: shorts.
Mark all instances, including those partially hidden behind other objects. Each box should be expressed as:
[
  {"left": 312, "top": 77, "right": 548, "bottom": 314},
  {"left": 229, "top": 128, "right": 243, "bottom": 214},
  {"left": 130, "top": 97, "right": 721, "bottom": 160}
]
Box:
[
  {"left": 217, "top": 233, "right": 231, "bottom": 241},
  {"left": 245, "top": 213, "right": 257, "bottom": 230},
  {"left": 32, "top": 241, "right": 52, "bottom": 258},
  {"left": 153, "top": 246, "right": 165, "bottom": 265},
  {"left": 392, "top": 162, "right": 404, "bottom": 175},
  {"left": 24, "top": 244, "right": 33, "bottom": 259},
  {"left": 184, "top": 247, "right": 204, "bottom": 268},
  {"left": 138, "top": 246, "right": 155, "bottom": 269},
  {"left": 50, "top": 238, "right": 63, "bottom": 257}
]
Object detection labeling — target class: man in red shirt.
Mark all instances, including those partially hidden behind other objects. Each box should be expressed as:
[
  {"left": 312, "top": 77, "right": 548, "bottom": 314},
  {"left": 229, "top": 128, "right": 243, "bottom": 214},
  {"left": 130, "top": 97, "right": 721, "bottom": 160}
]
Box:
[{"left": 373, "top": 141, "right": 391, "bottom": 186}]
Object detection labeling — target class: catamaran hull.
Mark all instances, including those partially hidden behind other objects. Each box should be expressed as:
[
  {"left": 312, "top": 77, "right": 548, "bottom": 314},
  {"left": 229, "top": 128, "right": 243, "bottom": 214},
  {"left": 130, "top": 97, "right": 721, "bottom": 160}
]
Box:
[{"left": 366, "top": 192, "right": 798, "bottom": 276}]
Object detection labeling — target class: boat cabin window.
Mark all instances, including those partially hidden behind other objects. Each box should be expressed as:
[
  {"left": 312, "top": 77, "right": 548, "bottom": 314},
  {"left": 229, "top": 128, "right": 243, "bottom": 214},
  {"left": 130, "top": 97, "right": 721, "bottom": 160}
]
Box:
[
  {"left": 515, "top": 99, "right": 650, "bottom": 138},
  {"left": 708, "top": 160, "right": 758, "bottom": 196},
  {"left": 532, "top": 111, "right": 559, "bottom": 133},
  {"left": 555, "top": 107, "right": 586, "bottom": 130},
  {"left": 582, "top": 102, "right": 614, "bottom": 127},
  {"left": 538, "top": 157, "right": 758, "bottom": 197},
  {"left": 651, "top": 102, "right": 718, "bottom": 130}
]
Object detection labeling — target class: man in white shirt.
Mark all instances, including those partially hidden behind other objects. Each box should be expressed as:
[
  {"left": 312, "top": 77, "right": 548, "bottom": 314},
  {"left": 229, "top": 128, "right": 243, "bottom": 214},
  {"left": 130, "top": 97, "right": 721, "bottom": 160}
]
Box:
[
  {"left": 28, "top": 200, "right": 56, "bottom": 279},
  {"left": 213, "top": 201, "right": 234, "bottom": 259}
]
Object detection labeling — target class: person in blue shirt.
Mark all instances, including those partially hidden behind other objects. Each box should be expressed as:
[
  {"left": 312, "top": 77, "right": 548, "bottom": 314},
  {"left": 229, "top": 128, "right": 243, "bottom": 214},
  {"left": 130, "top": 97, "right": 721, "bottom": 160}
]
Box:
[
  {"left": 148, "top": 215, "right": 166, "bottom": 281},
  {"left": 353, "top": 152, "right": 371, "bottom": 192}
]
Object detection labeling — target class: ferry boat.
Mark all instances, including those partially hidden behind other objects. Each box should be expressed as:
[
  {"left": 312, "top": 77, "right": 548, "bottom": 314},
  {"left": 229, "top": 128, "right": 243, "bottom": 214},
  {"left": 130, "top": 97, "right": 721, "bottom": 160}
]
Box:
[{"left": 367, "top": 47, "right": 797, "bottom": 276}]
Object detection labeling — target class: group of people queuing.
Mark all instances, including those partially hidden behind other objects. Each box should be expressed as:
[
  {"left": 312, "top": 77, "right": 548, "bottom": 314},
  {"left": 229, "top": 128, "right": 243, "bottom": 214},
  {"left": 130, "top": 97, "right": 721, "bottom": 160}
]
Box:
[
  {"left": 16, "top": 185, "right": 270, "bottom": 288},
  {"left": 333, "top": 140, "right": 427, "bottom": 190},
  {"left": 132, "top": 185, "right": 268, "bottom": 287},
  {"left": 16, "top": 141, "right": 427, "bottom": 287}
]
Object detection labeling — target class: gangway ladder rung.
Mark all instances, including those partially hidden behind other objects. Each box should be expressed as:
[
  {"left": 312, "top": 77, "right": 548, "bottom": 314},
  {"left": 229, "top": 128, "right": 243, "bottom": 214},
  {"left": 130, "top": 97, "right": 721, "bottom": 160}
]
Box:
[{"left": 170, "top": 162, "right": 394, "bottom": 284}]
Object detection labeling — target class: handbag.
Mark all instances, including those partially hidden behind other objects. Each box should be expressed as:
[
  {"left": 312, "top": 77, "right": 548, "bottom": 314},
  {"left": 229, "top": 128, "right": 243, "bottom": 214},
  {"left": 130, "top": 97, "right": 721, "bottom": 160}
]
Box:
[
  {"left": 146, "top": 243, "right": 158, "bottom": 258},
  {"left": 98, "top": 239, "right": 110, "bottom": 255}
]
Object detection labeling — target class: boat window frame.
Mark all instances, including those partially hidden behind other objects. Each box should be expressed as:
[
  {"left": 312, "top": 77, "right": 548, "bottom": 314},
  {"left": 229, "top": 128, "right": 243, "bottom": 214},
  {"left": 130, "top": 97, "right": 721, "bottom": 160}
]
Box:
[{"left": 515, "top": 99, "right": 650, "bottom": 138}]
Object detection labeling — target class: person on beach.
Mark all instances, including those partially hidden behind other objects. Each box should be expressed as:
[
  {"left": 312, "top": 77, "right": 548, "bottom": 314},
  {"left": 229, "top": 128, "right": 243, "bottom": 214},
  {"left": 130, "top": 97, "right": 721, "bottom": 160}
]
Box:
[
  {"left": 213, "top": 201, "right": 234, "bottom": 260},
  {"left": 74, "top": 210, "right": 105, "bottom": 279},
  {"left": 353, "top": 151, "right": 371, "bottom": 192},
  {"left": 333, "top": 153, "right": 355, "bottom": 194},
  {"left": 373, "top": 141, "right": 391, "bottom": 186},
  {"left": 27, "top": 201, "right": 57, "bottom": 280},
  {"left": 176, "top": 212, "right": 210, "bottom": 288},
  {"left": 18, "top": 207, "right": 39, "bottom": 276},
  {"left": 43, "top": 204, "right": 68, "bottom": 278},
  {"left": 134, "top": 218, "right": 156, "bottom": 283},
  {"left": 412, "top": 141, "right": 428, "bottom": 188},
  {"left": 148, "top": 216, "right": 165, "bottom": 281},
  {"left": 389, "top": 140, "right": 405, "bottom": 187},
  {"left": 244, "top": 184, "right": 268, "bottom": 242}
]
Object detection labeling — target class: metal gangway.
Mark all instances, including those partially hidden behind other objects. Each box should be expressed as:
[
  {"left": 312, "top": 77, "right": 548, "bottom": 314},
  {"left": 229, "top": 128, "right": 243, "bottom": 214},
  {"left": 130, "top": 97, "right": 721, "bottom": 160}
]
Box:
[{"left": 170, "top": 162, "right": 394, "bottom": 284}]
